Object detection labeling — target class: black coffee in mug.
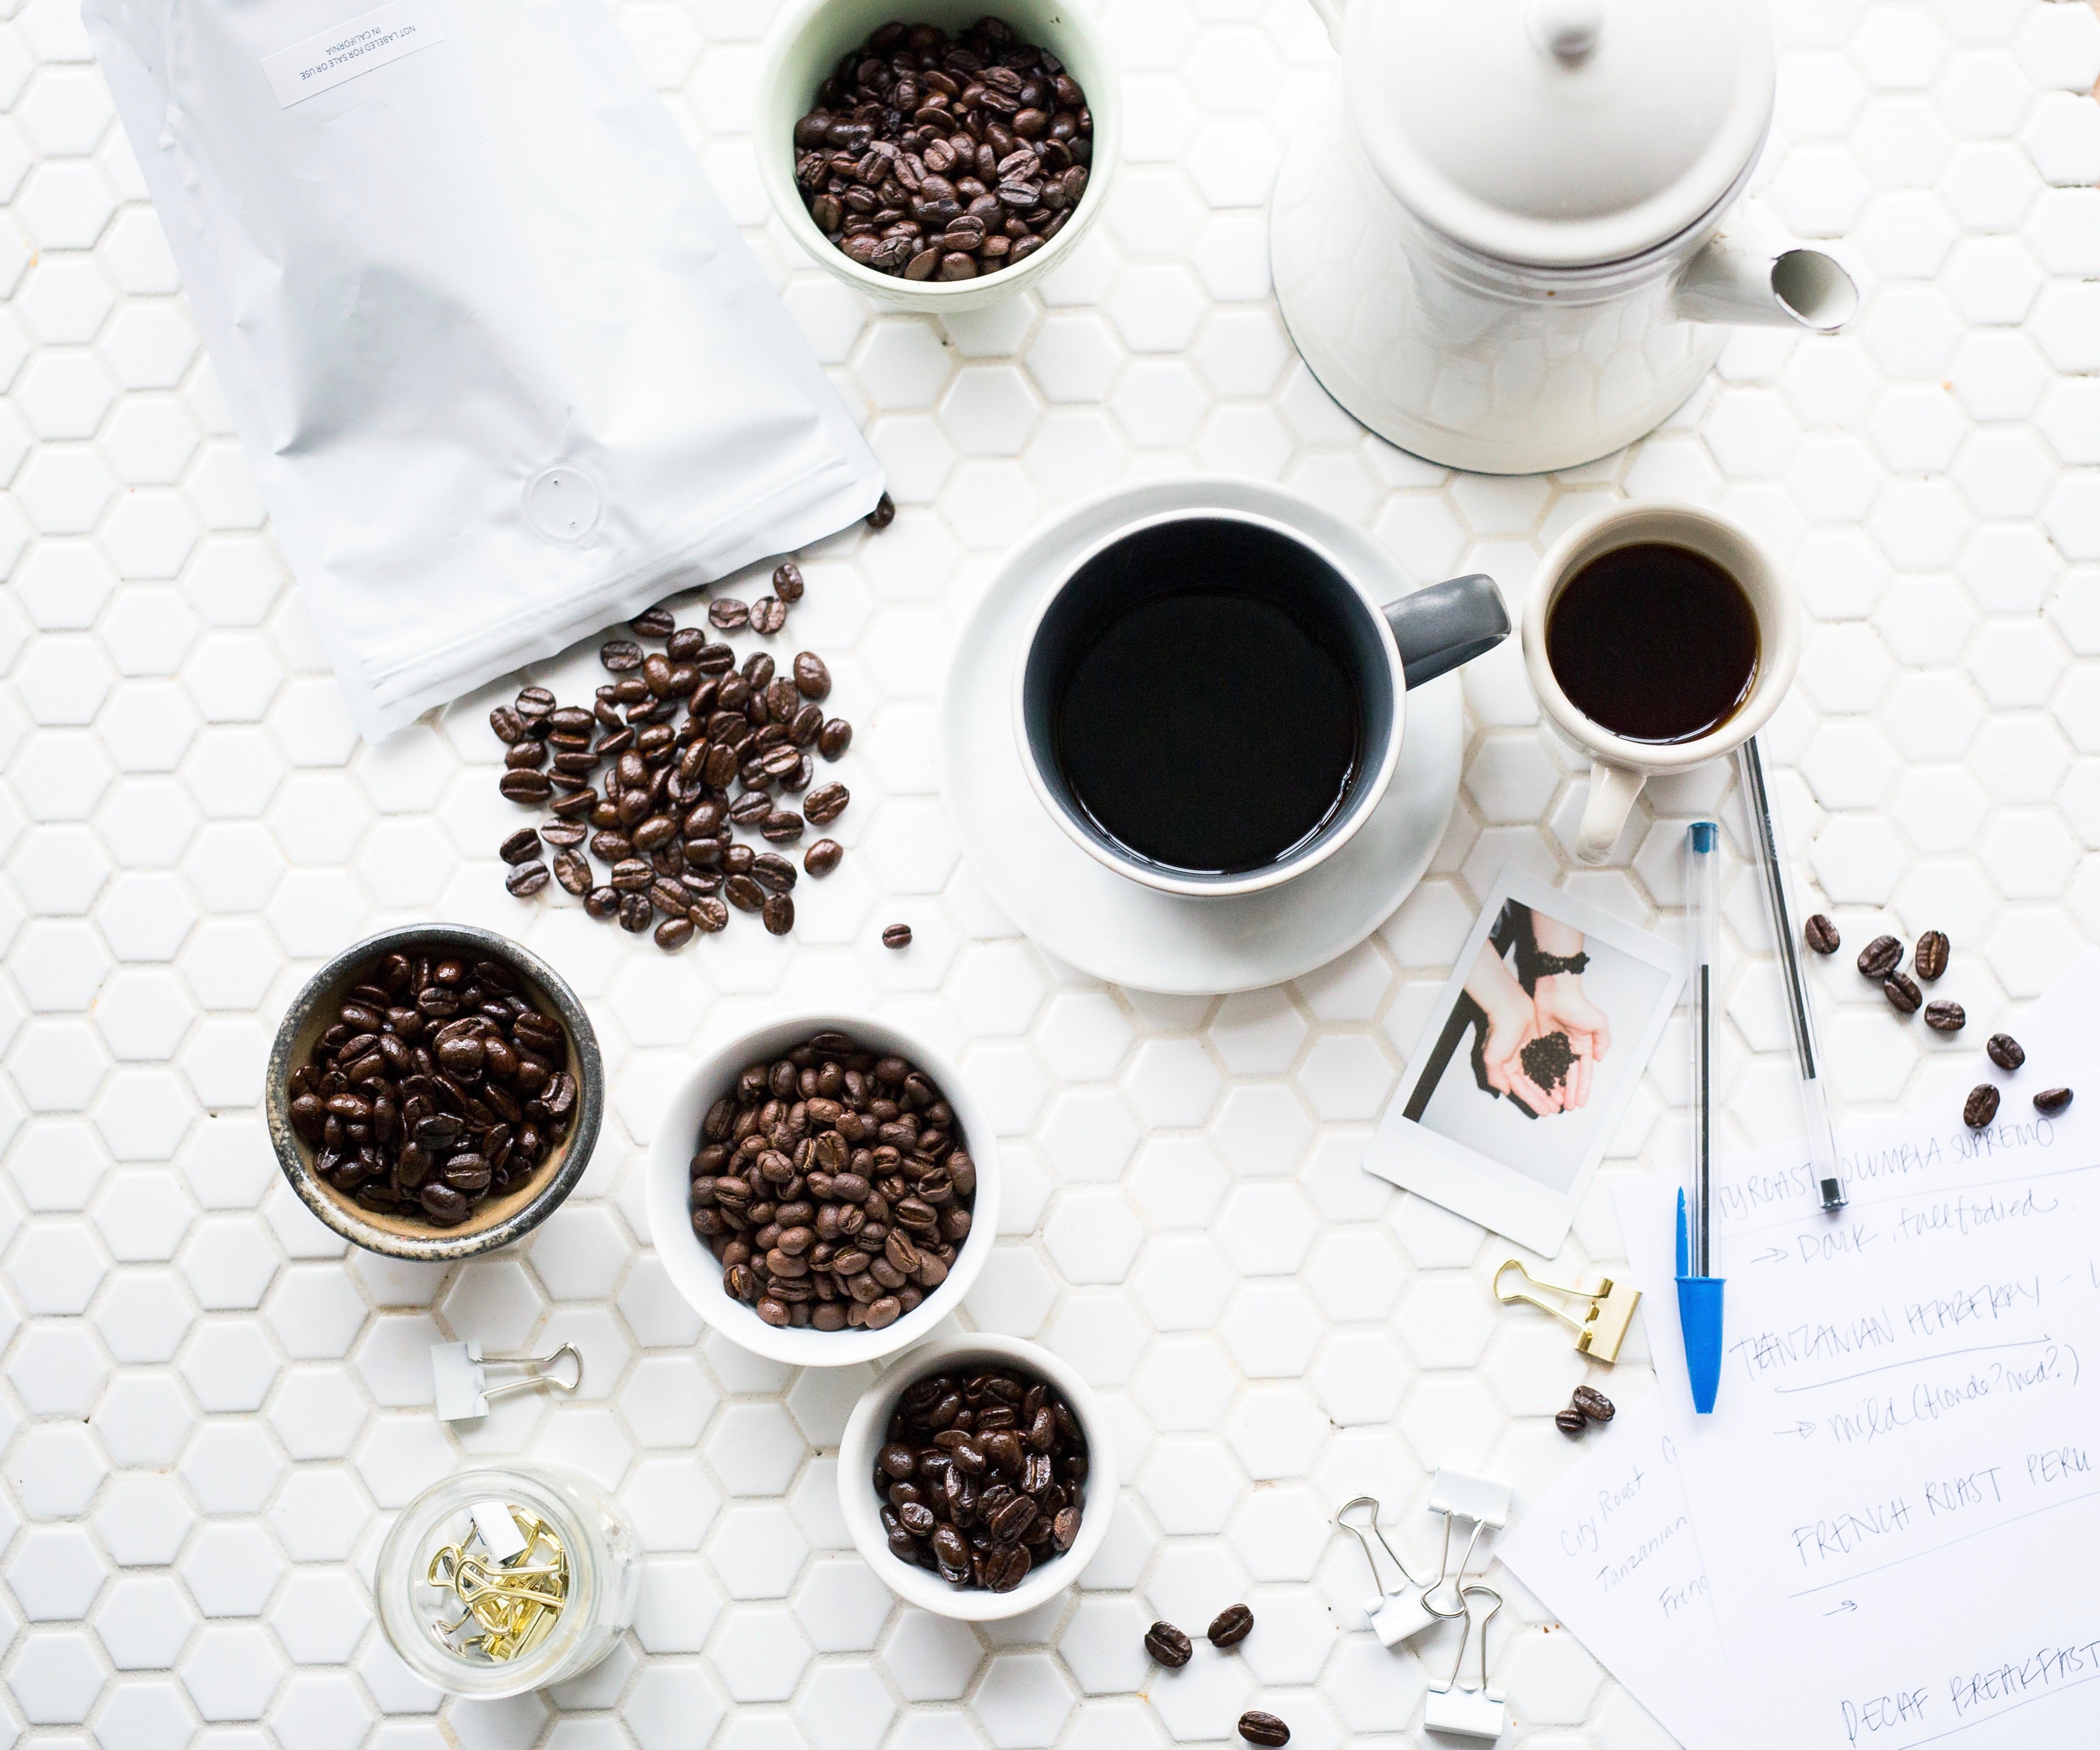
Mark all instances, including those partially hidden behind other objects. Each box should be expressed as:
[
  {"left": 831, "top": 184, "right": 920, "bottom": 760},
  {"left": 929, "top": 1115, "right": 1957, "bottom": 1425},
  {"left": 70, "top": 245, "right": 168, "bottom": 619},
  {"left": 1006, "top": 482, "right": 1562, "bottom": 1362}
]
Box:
[
  {"left": 1544, "top": 542, "right": 1760, "bottom": 744},
  {"left": 1033, "top": 520, "right": 1369, "bottom": 876}
]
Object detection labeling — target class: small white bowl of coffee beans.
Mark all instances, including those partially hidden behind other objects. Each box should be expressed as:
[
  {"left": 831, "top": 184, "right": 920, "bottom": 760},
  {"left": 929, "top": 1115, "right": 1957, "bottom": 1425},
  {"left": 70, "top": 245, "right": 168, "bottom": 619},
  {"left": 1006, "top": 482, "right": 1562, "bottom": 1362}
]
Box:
[
  {"left": 837, "top": 1333, "right": 1117, "bottom": 1619},
  {"left": 756, "top": 0, "right": 1119, "bottom": 310},
  {"left": 646, "top": 1013, "right": 1000, "bottom": 1365}
]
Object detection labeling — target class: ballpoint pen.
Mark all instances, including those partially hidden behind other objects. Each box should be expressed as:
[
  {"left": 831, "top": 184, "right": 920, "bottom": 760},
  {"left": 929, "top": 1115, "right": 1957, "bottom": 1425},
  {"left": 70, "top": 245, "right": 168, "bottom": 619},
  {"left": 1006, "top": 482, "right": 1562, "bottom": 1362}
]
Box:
[
  {"left": 1737, "top": 737, "right": 1846, "bottom": 1213},
  {"left": 1677, "top": 821, "right": 1724, "bottom": 1415}
]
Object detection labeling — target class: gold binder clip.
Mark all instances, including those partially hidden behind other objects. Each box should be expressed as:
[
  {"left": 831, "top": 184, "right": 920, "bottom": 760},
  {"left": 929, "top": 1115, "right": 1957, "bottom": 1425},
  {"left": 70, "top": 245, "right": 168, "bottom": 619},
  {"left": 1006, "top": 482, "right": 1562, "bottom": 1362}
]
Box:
[{"left": 1493, "top": 1259, "right": 1639, "bottom": 1363}]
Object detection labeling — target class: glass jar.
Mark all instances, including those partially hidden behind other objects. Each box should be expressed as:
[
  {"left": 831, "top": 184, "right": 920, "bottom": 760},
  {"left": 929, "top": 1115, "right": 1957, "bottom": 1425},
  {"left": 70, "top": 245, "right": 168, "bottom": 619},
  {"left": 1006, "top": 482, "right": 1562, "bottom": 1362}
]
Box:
[{"left": 377, "top": 1464, "right": 639, "bottom": 1698}]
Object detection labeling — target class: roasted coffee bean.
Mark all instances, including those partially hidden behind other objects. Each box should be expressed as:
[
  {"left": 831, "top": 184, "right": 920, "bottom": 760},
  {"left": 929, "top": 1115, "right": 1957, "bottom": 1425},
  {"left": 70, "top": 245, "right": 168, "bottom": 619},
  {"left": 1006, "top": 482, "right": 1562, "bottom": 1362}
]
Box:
[
  {"left": 793, "top": 652, "right": 832, "bottom": 699},
  {"left": 751, "top": 598, "right": 789, "bottom": 635},
  {"left": 750, "top": 852, "right": 797, "bottom": 893},
  {"left": 709, "top": 599, "right": 750, "bottom": 631},
  {"left": 1555, "top": 1407, "right": 1588, "bottom": 1436},
  {"left": 1238, "top": 1712, "right": 1290, "bottom": 1747},
  {"left": 655, "top": 916, "right": 695, "bottom": 950},
  {"left": 499, "top": 770, "right": 553, "bottom": 804},
  {"left": 819, "top": 718, "right": 854, "bottom": 759},
  {"left": 619, "top": 893, "right": 652, "bottom": 932},
  {"left": 692, "top": 896, "right": 730, "bottom": 932},
  {"left": 1804, "top": 914, "right": 1840, "bottom": 955},
  {"left": 1209, "top": 1605, "right": 1253, "bottom": 1648},
  {"left": 1145, "top": 1623, "right": 1192, "bottom": 1668},
  {"left": 761, "top": 810, "right": 805, "bottom": 843},
  {"left": 1963, "top": 1084, "right": 2001, "bottom": 1130},
  {"left": 2036, "top": 1087, "right": 2074, "bottom": 1116},
  {"left": 585, "top": 886, "right": 620, "bottom": 920},
  {"left": 762, "top": 894, "right": 795, "bottom": 935},
  {"left": 774, "top": 559, "right": 805, "bottom": 603},
  {"left": 883, "top": 923, "right": 913, "bottom": 950},
  {"left": 867, "top": 491, "right": 897, "bottom": 530},
  {"left": 1883, "top": 972, "right": 1922, "bottom": 1016},
  {"left": 1858, "top": 935, "right": 1903, "bottom": 979},
  {"left": 553, "top": 849, "right": 592, "bottom": 896},
  {"left": 541, "top": 821, "right": 586, "bottom": 849},
  {"left": 1572, "top": 1384, "right": 1615, "bottom": 1422},
  {"left": 1913, "top": 929, "right": 1949, "bottom": 981},
  {"left": 726, "top": 874, "right": 765, "bottom": 913},
  {"left": 600, "top": 639, "right": 644, "bottom": 672},
  {"left": 633, "top": 605, "right": 677, "bottom": 637},
  {"left": 805, "top": 838, "right": 843, "bottom": 877},
  {"left": 490, "top": 705, "right": 526, "bottom": 743},
  {"left": 805, "top": 782, "right": 850, "bottom": 824},
  {"left": 505, "top": 862, "right": 551, "bottom": 897},
  {"left": 1924, "top": 1000, "right": 1965, "bottom": 1033},
  {"left": 504, "top": 739, "right": 548, "bottom": 771},
  {"left": 1987, "top": 1032, "right": 2025, "bottom": 1071},
  {"left": 516, "top": 686, "right": 556, "bottom": 721},
  {"left": 500, "top": 827, "right": 542, "bottom": 865}
]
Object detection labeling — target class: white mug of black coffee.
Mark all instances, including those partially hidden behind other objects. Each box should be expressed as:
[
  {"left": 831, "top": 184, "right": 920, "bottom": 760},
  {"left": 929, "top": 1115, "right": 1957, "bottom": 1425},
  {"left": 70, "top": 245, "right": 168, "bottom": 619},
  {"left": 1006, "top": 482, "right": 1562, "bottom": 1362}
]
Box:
[
  {"left": 1523, "top": 503, "right": 1802, "bottom": 865},
  {"left": 1013, "top": 512, "right": 1510, "bottom": 898}
]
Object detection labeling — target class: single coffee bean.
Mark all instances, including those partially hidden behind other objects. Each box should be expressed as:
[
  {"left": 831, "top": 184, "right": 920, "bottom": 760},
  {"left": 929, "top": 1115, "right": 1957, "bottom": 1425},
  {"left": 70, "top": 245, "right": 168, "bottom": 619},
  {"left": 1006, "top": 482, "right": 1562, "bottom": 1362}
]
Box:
[
  {"left": 819, "top": 718, "right": 853, "bottom": 759},
  {"left": 541, "top": 821, "right": 586, "bottom": 849},
  {"left": 709, "top": 599, "right": 750, "bottom": 631},
  {"left": 600, "top": 639, "right": 643, "bottom": 672},
  {"left": 761, "top": 810, "right": 805, "bottom": 843},
  {"left": 751, "top": 852, "right": 798, "bottom": 893},
  {"left": 1208, "top": 1604, "right": 1254, "bottom": 1649},
  {"left": 1571, "top": 1384, "right": 1616, "bottom": 1422},
  {"left": 774, "top": 560, "right": 805, "bottom": 603},
  {"left": 585, "top": 886, "right": 620, "bottom": 920},
  {"left": 504, "top": 739, "right": 548, "bottom": 771},
  {"left": 692, "top": 896, "right": 730, "bottom": 932},
  {"left": 553, "top": 849, "right": 592, "bottom": 896},
  {"left": 751, "top": 598, "right": 789, "bottom": 635},
  {"left": 1804, "top": 914, "right": 1840, "bottom": 955},
  {"left": 499, "top": 827, "right": 542, "bottom": 865},
  {"left": 1145, "top": 1623, "right": 1192, "bottom": 1668},
  {"left": 516, "top": 685, "right": 555, "bottom": 720},
  {"left": 726, "top": 874, "right": 765, "bottom": 913},
  {"left": 1238, "top": 1712, "right": 1290, "bottom": 1747},
  {"left": 805, "top": 838, "right": 843, "bottom": 877},
  {"left": 1882, "top": 972, "right": 1922, "bottom": 1016},
  {"left": 805, "top": 782, "right": 850, "bottom": 825},
  {"left": 2035, "top": 1087, "right": 2074, "bottom": 1116},
  {"left": 619, "top": 893, "right": 652, "bottom": 932},
  {"left": 1857, "top": 935, "right": 1903, "bottom": 979},
  {"left": 633, "top": 605, "right": 677, "bottom": 637},
  {"left": 1963, "top": 1084, "right": 2001, "bottom": 1130},
  {"left": 655, "top": 916, "right": 695, "bottom": 950},
  {"left": 505, "top": 862, "right": 550, "bottom": 897},
  {"left": 1913, "top": 929, "right": 1949, "bottom": 981},
  {"left": 793, "top": 652, "right": 832, "bottom": 700},
  {"left": 499, "top": 769, "right": 553, "bottom": 803},
  {"left": 489, "top": 705, "right": 526, "bottom": 743},
  {"left": 1924, "top": 1000, "right": 1965, "bottom": 1033},
  {"left": 1555, "top": 1407, "right": 1588, "bottom": 1436},
  {"left": 883, "top": 923, "right": 913, "bottom": 950},
  {"left": 1987, "top": 1033, "right": 2025, "bottom": 1071},
  {"left": 867, "top": 491, "right": 896, "bottom": 529},
  {"left": 762, "top": 894, "right": 795, "bottom": 935}
]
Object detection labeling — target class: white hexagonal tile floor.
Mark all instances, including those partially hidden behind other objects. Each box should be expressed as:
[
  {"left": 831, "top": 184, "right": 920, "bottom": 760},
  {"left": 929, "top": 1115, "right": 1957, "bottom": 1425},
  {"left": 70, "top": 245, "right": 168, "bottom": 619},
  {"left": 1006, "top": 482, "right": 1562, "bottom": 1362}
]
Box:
[{"left": 0, "top": 0, "right": 2095, "bottom": 1746}]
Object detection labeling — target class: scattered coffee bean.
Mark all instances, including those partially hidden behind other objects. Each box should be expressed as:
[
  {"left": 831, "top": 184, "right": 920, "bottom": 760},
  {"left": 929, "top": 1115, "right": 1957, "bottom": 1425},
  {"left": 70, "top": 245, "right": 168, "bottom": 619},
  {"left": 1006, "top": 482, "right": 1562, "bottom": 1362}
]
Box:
[
  {"left": 806, "top": 782, "right": 850, "bottom": 825},
  {"left": 1572, "top": 1384, "right": 1615, "bottom": 1422},
  {"left": 709, "top": 599, "right": 750, "bottom": 631},
  {"left": 1238, "top": 1711, "right": 1290, "bottom": 1747},
  {"left": 284, "top": 948, "right": 577, "bottom": 1227},
  {"left": 1882, "top": 972, "right": 1922, "bottom": 1016},
  {"left": 632, "top": 605, "right": 677, "bottom": 638},
  {"left": 867, "top": 492, "right": 896, "bottom": 530},
  {"left": 872, "top": 1356, "right": 1084, "bottom": 1590},
  {"left": 655, "top": 917, "right": 695, "bottom": 951},
  {"left": 2036, "top": 1087, "right": 2074, "bottom": 1116},
  {"left": 499, "top": 770, "right": 553, "bottom": 804},
  {"left": 552, "top": 849, "right": 592, "bottom": 897},
  {"left": 1555, "top": 1407, "right": 1588, "bottom": 1436},
  {"left": 1963, "top": 1084, "right": 2001, "bottom": 1130},
  {"left": 1145, "top": 1622, "right": 1193, "bottom": 1668},
  {"left": 793, "top": 652, "right": 832, "bottom": 699},
  {"left": 505, "top": 862, "right": 550, "bottom": 897},
  {"left": 762, "top": 894, "right": 795, "bottom": 935},
  {"left": 883, "top": 923, "right": 913, "bottom": 950},
  {"left": 1209, "top": 1605, "right": 1254, "bottom": 1649},
  {"left": 500, "top": 827, "right": 542, "bottom": 865},
  {"left": 600, "top": 639, "right": 643, "bottom": 672},
  {"left": 1804, "top": 914, "right": 1840, "bottom": 955},
  {"left": 1857, "top": 935, "right": 1903, "bottom": 979},
  {"left": 819, "top": 718, "right": 854, "bottom": 759},
  {"left": 490, "top": 705, "right": 526, "bottom": 743},
  {"left": 806, "top": 838, "right": 843, "bottom": 877},
  {"left": 516, "top": 685, "right": 555, "bottom": 721},
  {"left": 751, "top": 598, "right": 789, "bottom": 635},
  {"left": 1924, "top": 1000, "right": 1965, "bottom": 1033},
  {"left": 774, "top": 560, "right": 805, "bottom": 603},
  {"left": 1987, "top": 1033, "right": 2025, "bottom": 1071},
  {"left": 1913, "top": 929, "right": 1949, "bottom": 981}
]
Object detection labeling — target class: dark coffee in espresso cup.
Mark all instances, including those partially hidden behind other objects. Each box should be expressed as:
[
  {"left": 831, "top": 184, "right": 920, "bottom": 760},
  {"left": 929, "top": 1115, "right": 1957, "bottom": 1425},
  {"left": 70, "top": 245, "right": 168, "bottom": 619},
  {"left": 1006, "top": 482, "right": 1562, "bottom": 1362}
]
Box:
[{"left": 1015, "top": 513, "right": 1509, "bottom": 898}]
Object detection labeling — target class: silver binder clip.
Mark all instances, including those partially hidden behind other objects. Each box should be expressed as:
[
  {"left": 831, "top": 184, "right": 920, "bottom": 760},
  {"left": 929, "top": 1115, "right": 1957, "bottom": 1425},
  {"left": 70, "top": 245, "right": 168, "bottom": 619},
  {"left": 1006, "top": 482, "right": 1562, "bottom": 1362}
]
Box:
[
  {"left": 431, "top": 1340, "right": 581, "bottom": 1422},
  {"left": 1420, "top": 1468, "right": 1512, "bottom": 1616},
  {"left": 1336, "top": 1495, "right": 1452, "bottom": 1646},
  {"left": 1423, "top": 1584, "right": 1507, "bottom": 1741}
]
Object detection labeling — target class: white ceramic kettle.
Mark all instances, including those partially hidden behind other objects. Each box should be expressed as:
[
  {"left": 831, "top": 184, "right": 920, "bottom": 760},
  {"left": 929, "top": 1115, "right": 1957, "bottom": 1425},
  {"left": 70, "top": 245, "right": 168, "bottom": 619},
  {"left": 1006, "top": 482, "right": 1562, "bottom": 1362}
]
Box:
[{"left": 1271, "top": 0, "right": 1858, "bottom": 476}]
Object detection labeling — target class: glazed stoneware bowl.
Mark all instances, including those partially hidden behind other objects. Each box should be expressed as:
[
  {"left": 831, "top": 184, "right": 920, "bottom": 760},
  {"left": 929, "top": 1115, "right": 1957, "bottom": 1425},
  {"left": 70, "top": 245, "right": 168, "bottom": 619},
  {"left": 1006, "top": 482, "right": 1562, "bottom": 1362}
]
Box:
[
  {"left": 837, "top": 1332, "right": 1117, "bottom": 1620},
  {"left": 755, "top": 0, "right": 1120, "bottom": 311},
  {"left": 645, "top": 1010, "right": 1001, "bottom": 1367},
  {"left": 265, "top": 924, "right": 604, "bottom": 1261}
]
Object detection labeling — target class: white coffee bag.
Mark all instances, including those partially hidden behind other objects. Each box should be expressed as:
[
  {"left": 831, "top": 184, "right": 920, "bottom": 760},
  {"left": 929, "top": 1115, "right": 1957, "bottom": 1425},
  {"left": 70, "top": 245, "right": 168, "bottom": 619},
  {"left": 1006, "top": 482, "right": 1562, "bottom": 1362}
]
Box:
[{"left": 87, "top": 0, "right": 883, "bottom": 740}]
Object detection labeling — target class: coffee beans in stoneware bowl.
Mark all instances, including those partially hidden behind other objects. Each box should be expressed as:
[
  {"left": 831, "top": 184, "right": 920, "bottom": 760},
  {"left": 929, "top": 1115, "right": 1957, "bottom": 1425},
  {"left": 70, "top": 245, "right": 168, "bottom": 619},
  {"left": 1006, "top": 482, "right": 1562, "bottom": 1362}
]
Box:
[
  {"left": 838, "top": 1333, "right": 1117, "bottom": 1619},
  {"left": 755, "top": 0, "right": 1120, "bottom": 312},
  {"left": 266, "top": 926, "right": 602, "bottom": 1260},
  {"left": 646, "top": 1014, "right": 999, "bottom": 1366}
]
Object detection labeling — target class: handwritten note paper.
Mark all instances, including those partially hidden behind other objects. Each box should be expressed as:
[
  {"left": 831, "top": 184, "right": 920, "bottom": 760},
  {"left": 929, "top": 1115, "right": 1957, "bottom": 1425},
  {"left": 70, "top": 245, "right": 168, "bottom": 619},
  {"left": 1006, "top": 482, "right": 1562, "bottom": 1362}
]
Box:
[
  {"left": 1618, "top": 957, "right": 2100, "bottom": 1749},
  {"left": 1498, "top": 1394, "right": 1745, "bottom": 1750}
]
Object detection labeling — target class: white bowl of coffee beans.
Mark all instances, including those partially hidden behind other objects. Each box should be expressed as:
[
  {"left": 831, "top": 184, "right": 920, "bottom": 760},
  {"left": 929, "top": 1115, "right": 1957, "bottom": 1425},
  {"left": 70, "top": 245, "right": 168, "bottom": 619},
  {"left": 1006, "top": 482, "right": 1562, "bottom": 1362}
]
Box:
[
  {"left": 645, "top": 1013, "right": 1000, "bottom": 1366},
  {"left": 837, "top": 1332, "right": 1117, "bottom": 1619},
  {"left": 755, "top": 0, "right": 1119, "bottom": 310}
]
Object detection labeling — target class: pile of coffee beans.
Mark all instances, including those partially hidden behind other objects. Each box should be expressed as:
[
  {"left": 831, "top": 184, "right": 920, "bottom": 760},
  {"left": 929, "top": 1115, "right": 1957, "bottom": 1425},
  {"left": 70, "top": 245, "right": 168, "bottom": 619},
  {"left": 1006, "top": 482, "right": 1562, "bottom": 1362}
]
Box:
[
  {"left": 492, "top": 573, "right": 855, "bottom": 951},
  {"left": 794, "top": 17, "right": 1092, "bottom": 282},
  {"left": 1853, "top": 929, "right": 1962, "bottom": 1027},
  {"left": 689, "top": 1030, "right": 974, "bottom": 1331},
  {"left": 874, "top": 1362, "right": 1086, "bottom": 1591},
  {"left": 1520, "top": 1030, "right": 1573, "bottom": 1093},
  {"left": 287, "top": 950, "right": 577, "bottom": 1227}
]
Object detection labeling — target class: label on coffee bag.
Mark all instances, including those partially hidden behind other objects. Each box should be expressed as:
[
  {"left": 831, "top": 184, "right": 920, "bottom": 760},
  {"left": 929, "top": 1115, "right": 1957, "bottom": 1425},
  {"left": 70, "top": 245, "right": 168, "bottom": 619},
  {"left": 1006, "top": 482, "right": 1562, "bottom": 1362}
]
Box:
[{"left": 262, "top": 0, "right": 445, "bottom": 107}]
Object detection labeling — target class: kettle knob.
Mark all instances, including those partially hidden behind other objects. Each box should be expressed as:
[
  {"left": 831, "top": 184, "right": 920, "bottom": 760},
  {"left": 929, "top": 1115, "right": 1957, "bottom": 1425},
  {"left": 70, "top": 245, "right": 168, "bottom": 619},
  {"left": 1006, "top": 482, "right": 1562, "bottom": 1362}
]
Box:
[{"left": 1526, "top": 0, "right": 1604, "bottom": 62}]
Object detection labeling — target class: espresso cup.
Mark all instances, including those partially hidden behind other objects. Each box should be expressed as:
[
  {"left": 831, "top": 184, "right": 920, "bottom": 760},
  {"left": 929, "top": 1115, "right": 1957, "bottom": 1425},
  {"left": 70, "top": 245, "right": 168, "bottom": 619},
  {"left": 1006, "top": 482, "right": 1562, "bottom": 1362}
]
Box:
[
  {"left": 1013, "top": 510, "right": 1509, "bottom": 898},
  {"left": 1523, "top": 502, "right": 1802, "bottom": 865}
]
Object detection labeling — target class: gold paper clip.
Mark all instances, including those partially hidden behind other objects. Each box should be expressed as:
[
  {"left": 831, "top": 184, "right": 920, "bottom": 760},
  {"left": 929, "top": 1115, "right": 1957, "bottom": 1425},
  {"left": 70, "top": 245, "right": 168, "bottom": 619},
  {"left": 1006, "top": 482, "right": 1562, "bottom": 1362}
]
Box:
[{"left": 1493, "top": 1259, "right": 1639, "bottom": 1363}]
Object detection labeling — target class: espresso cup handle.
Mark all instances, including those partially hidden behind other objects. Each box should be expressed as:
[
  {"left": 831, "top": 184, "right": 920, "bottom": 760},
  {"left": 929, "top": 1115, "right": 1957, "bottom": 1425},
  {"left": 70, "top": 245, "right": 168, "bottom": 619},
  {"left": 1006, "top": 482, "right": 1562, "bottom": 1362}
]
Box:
[
  {"left": 1576, "top": 762, "right": 1645, "bottom": 864},
  {"left": 1384, "top": 574, "right": 1510, "bottom": 691}
]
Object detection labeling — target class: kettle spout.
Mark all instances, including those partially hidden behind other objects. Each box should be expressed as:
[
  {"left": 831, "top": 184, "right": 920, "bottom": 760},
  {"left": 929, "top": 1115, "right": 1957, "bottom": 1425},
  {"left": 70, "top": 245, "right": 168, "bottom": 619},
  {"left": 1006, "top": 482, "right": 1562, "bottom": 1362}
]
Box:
[{"left": 1674, "top": 240, "right": 1858, "bottom": 332}]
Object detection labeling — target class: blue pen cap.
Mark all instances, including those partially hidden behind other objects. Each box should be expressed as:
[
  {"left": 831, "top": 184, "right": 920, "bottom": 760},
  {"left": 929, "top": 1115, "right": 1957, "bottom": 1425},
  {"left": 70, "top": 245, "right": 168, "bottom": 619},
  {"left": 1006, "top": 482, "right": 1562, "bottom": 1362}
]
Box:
[
  {"left": 1676, "top": 1276, "right": 1725, "bottom": 1414},
  {"left": 1690, "top": 820, "right": 1716, "bottom": 853}
]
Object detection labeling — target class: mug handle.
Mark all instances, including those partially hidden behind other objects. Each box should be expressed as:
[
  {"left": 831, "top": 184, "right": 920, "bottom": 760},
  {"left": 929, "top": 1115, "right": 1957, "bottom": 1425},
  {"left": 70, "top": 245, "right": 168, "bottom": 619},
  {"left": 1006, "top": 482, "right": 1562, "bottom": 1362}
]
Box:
[
  {"left": 1383, "top": 574, "right": 1511, "bottom": 691},
  {"left": 1576, "top": 762, "right": 1645, "bottom": 864}
]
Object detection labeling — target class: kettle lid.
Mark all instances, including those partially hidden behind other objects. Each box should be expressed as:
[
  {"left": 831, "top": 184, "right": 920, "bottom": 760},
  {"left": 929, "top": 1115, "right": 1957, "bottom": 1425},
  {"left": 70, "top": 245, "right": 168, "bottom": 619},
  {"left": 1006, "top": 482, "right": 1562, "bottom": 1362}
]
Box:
[{"left": 1345, "top": 0, "right": 1775, "bottom": 269}]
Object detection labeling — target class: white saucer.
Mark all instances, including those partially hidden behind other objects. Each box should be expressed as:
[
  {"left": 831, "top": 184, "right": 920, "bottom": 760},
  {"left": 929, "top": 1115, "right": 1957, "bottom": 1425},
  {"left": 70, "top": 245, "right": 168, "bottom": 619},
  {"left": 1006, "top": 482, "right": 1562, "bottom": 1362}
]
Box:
[{"left": 939, "top": 478, "right": 1463, "bottom": 994}]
